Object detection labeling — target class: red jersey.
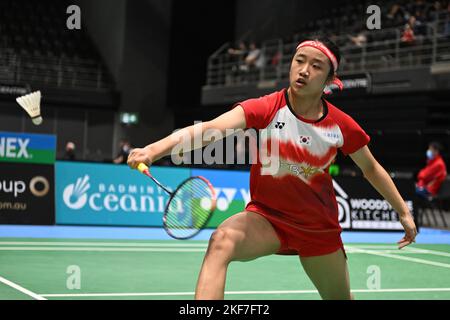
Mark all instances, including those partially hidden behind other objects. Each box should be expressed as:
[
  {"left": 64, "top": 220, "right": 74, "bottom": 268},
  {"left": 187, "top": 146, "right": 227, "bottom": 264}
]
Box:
[
  {"left": 237, "top": 88, "right": 370, "bottom": 233},
  {"left": 417, "top": 155, "right": 447, "bottom": 196}
]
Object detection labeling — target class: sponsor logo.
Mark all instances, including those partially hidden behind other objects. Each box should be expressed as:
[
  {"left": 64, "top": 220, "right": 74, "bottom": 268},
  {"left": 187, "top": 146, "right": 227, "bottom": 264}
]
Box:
[
  {"left": 213, "top": 187, "right": 250, "bottom": 211},
  {"left": 324, "top": 132, "right": 340, "bottom": 140},
  {"left": 332, "top": 179, "right": 413, "bottom": 229},
  {"left": 280, "top": 162, "right": 321, "bottom": 179},
  {"left": 62, "top": 175, "right": 173, "bottom": 213},
  {"left": 0, "top": 176, "right": 50, "bottom": 198},
  {"left": 30, "top": 176, "right": 50, "bottom": 197},
  {"left": 63, "top": 175, "right": 90, "bottom": 210},
  {"left": 0, "top": 137, "right": 30, "bottom": 159},
  {"left": 274, "top": 122, "right": 285, "bottom": 129}
]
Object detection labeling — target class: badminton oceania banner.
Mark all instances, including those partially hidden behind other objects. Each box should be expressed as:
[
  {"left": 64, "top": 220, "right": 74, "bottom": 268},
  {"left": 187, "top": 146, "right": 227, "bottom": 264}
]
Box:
[
  {"left": 55, "top": 161, "right": 190, "bottom": 227},
  {"left": 0, "top": 131, "right": 56, "bottom": 164}
]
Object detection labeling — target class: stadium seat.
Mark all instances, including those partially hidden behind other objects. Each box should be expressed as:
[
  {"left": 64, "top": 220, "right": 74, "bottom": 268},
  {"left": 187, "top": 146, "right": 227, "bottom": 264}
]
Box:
[{"left": 416, "top": 177, "right": 450, "bottom": 229}]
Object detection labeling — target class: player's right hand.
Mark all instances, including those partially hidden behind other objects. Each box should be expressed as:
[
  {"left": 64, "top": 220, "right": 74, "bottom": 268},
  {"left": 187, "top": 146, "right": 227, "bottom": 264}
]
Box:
[
  {"left": 398, "top": 213, "right": 417, "bottom": 249},
  {"left": 127, "top": 146, "right": 153, "bottom": 170}
]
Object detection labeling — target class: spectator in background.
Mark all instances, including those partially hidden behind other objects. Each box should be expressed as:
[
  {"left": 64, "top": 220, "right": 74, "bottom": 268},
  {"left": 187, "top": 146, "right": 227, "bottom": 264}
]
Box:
[
  {"left": 348, "top": 31, "right": 367, "bottom": 47},
  {"left": 412, "top": 10, "right": 427, "bottom": 36},
  {"left": 445, "top": 2, "right": 450, "bottom": 38},
  {"left": 415, "top": 141, "right": 447, "bottom": 199},
  {"left": 385, "top": 3, "right": 407, "bottom": 28},
  {"left": 242, "top": 41, "right": 265, "bottom": 82},
  {"left": 63, "top": 141, "right": 76, "bottom": 161},
  {"left": 426, "top": 1, "right": 443, "bottom": 21},
  {"left": 244, "top": 42, "right": 264, "bottom": 70},
  {"left": 426, "top": 1, "right": 439, "bottom": 21},
  {"left": 228, "top": 40, "right": 247, "bottom": 58},
  {"left": 406, "top": 0, "right": 428, "bottom": 19},
  {"left": 226, "top": 41, "right": 248, "bottom": 84},
  {"left": 401, "top": 17, "right": 417, "bottom": 44},
  {"left": 113, "top": 139, "right": 131, "bottom": 164}
]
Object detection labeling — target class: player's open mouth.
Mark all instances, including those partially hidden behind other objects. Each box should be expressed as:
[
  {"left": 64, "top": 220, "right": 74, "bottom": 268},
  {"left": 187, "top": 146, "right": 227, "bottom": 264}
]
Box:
[{"left": 296, "top": 79, "right": 307, "bottom": 86}]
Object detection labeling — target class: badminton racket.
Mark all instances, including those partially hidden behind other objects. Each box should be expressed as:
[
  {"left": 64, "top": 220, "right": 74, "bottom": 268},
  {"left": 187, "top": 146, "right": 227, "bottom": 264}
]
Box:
[{"left": 137, "top": 163, "right": 217, "bottom": 239}]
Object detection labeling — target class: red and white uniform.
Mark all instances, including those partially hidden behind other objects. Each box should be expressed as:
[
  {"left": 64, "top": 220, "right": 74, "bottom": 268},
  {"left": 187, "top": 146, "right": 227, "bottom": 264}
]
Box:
[{"left": 236, "top": 88, "right": 370, "bottom": 256}]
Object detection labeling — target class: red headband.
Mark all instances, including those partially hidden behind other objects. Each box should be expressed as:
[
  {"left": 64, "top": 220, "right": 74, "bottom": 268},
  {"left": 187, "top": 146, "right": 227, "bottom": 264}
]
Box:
[{"left": 296, "top": 40, "right": 343, "bottom": 93}]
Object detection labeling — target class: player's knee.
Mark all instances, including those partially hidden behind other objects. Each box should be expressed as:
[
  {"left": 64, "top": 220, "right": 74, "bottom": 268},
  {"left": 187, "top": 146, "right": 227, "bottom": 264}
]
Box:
[{"left": 207, "top": 228, "right": 238, "bottom": 260}]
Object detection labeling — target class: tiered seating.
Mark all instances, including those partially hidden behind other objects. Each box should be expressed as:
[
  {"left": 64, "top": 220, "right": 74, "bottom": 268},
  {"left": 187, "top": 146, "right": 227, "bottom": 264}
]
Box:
[
  {"left": 0, "top": 0, "right": 114, "bottom": 90},
  {"left": 206, "top": 0, "right": 450, "bottom": 87}
]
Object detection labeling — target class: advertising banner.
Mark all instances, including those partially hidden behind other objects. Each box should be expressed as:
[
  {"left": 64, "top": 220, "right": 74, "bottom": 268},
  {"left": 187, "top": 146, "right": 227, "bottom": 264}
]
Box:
[
  {"left": 326, "top": 72, "right": 372, "bottom": 96},
  {"left": 333, "top": 177, "right": 415, "bottom": 231},
  {"left": 191, "top": 168, "right": 250, "bottom": 228},
  {"left": 192, "top": 169, "right": 414, "bottom": 231},
  {"left": 55, "top": 162, "right": 190, "bottom": 226},
  {"left": 55, "top": 162, "right": 415, "bottom": 231},
  {"left": 0, "top": 131, "right": 56, "bottom": 164},
  {"left": 0, "top": 162, "right": 55, "bottom": 225}
]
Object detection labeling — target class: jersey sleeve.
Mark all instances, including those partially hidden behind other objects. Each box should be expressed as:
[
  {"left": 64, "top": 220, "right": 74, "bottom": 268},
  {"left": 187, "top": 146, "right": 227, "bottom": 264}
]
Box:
[
  {"left": 338, "top": 114, "right": 371, "bottom": 155},
  {"left": 232, "top": 94, "right": 277, "bottom": 129}
]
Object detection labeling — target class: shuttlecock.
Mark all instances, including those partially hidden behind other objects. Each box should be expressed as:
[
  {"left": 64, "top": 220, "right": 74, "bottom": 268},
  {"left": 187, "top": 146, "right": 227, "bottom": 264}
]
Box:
[{"left": 16, "top": 91, "right": 43, "bottom": 125}]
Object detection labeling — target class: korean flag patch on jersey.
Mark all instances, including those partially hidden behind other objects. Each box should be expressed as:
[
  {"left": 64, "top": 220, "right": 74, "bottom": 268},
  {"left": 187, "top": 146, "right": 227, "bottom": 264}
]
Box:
[{"left": 299, "top": 135, "right": 312, "bottom": 146}]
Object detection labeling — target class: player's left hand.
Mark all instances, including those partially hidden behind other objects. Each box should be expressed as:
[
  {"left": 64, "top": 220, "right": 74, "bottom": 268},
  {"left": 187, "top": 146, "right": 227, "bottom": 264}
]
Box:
[{"left": 398, "top": 213, "right": 417, "bottom": 249}]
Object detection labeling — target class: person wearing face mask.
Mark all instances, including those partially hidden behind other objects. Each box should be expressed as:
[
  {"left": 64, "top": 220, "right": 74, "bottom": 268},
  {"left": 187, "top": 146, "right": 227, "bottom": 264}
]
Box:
[
  {"left": 415, "top": 141, "right": 447, "bottom": 199},
  {"left": 113, "top": 139, "right": 132, "bottom": 164}
]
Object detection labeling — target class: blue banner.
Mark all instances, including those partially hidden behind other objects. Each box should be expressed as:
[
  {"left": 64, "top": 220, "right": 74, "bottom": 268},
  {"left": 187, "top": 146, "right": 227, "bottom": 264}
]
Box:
[
  {"left": 0, "top": 131, "right": 56, "bottom": 164},
  {"left": 55, "top": 162, "right": 191, "bottom": 226}
]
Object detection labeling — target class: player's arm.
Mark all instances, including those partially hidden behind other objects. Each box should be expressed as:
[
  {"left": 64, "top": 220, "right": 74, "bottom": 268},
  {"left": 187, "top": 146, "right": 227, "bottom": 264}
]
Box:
[
  {"left": 349, "top": 145, "right": 417, "bottom": 248},
  {"left": 127, "top": 106, "right": 246, "bottom": 168}
]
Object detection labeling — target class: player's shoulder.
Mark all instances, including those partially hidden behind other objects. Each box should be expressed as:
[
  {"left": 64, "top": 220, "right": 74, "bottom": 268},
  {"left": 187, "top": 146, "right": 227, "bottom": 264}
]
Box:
[
  {"left": 235, "top": 89, "right": 285, "bottom": 109},
  {"left": 257, "top": 89, "right": 286, "bottom": 107}
]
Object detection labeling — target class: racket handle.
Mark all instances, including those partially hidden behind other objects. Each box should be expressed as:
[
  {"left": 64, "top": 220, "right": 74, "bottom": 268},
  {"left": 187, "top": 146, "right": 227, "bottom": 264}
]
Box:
[
  {"left": 137, "top": 162, "right": 172, "bottom": 195},
  {"left": 137, "top": 163, "right": 149, "bottom": 173}
]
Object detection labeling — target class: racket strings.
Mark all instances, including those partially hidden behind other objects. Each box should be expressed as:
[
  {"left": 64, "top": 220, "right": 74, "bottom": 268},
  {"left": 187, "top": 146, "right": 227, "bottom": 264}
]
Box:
[{"left": 165, "top": 177, "right": 215, "bottom": 238}]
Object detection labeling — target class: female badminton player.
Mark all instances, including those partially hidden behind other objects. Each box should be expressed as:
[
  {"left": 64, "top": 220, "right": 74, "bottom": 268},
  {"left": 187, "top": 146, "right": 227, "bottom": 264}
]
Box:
[{"left": 127, "top": 36, "right": 417, "bottom": 300}]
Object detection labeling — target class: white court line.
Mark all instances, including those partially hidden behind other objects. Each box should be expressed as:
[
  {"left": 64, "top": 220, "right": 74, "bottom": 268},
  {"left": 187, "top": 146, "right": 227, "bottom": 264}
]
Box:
[
  {"left": 0, "top": 247, "right": 206, "bottom": 252},
  {"left": 40, "top": 287, "right": 450, "bottom": 298},
  {"left": 0, "top": 276, "right": 46, "bottom": 300},
  {"left": 0, "top": 246, "right": 430, "bottom": 254},
  {"left": 347, "top": 245, "right": 402, "bottom": 249},
  {"left": 0, "top": 241, "right": 208, "bottom": 247},
  {"left": 0, "top": 242, "right": 448, "bottom": 253},
  {"left": 403, "top": 247, "right": 450, "bottom": 258},
  {"left": 349, "top": 244, "right": 450, "bottom": 254},
  {"left": 345, "top": 249, "right": 432, "bottom": 255},
  {"left": 0, "top": 244, "right": 446, "bottom": 255},
  {"left": 348, "top": 247, "right": 450, "bottom": 269},
  {"left": 0, "top": 242, "right": 409, "bottom": 250}
]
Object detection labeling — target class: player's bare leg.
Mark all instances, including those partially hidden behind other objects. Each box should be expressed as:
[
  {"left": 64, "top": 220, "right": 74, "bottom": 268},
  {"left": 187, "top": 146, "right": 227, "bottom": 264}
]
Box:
[
  {"left": 195, "top": 211, "right": 280, "bottom": 300},
  {"left": 300, "top": 247, "right": 352, "bottom": 300}
]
